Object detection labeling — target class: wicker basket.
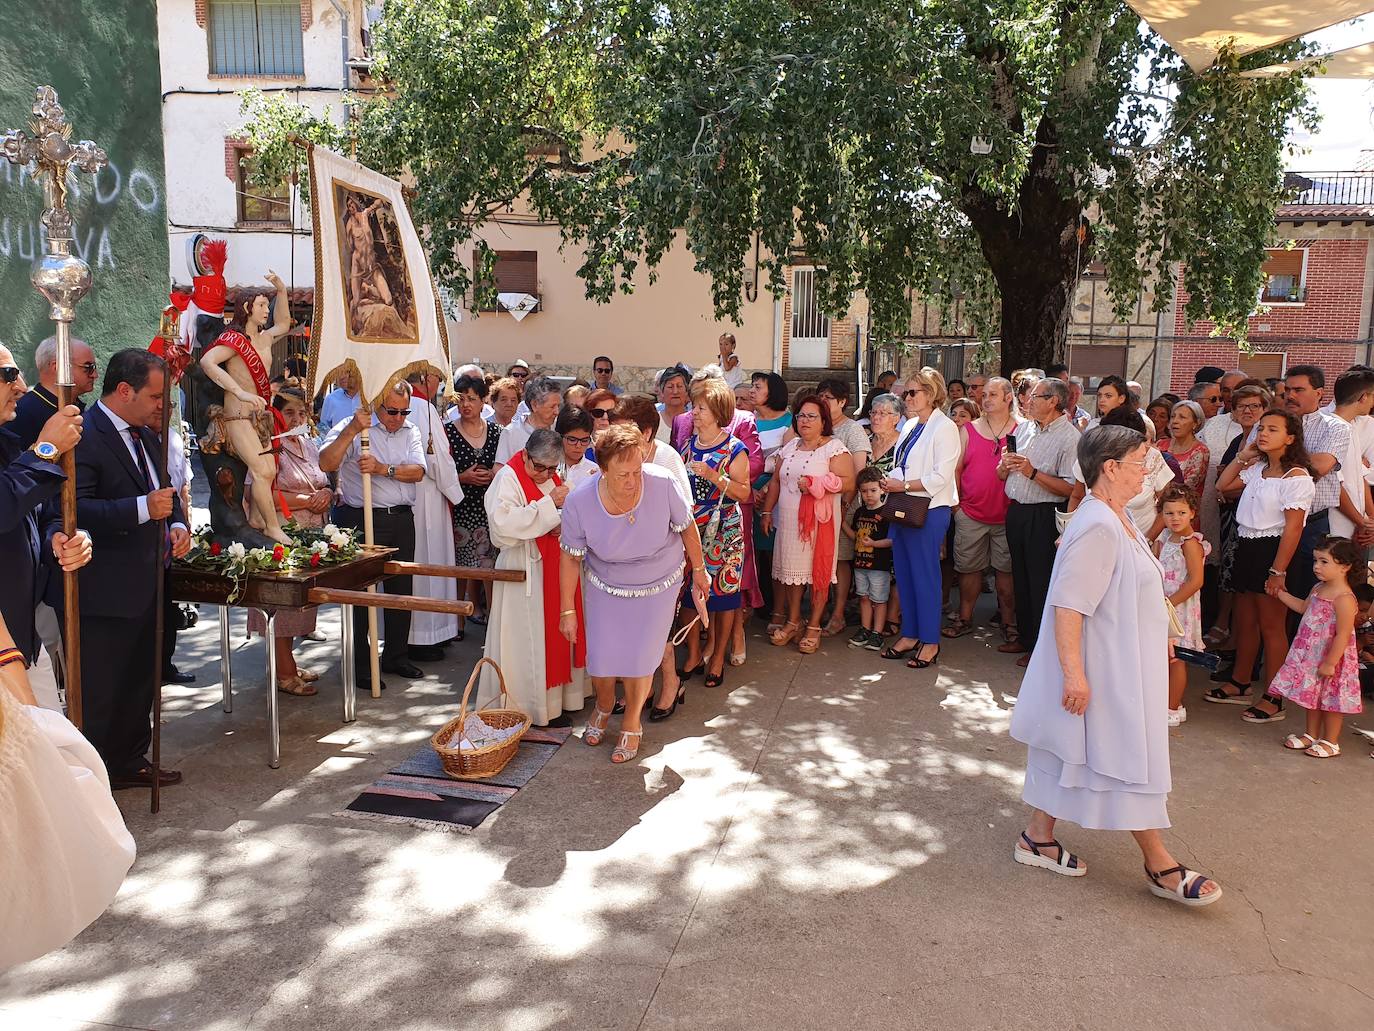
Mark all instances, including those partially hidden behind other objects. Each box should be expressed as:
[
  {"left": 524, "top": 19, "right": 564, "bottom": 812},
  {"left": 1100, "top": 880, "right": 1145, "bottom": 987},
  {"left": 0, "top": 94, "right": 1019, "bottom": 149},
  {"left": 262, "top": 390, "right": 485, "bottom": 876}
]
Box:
[{"left": 431, "top": 657, "right": 531, "bottom": 780}]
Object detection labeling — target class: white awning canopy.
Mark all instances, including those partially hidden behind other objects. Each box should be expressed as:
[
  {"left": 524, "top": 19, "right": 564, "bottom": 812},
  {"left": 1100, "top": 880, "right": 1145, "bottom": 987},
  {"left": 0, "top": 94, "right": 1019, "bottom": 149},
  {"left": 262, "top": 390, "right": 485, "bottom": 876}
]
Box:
[
  {"left": 1126, "top": 1, "right": 1374, "bottom": 72},
  {"left": 1240, "top": 39, "right": 1374, "bottom": 78}
]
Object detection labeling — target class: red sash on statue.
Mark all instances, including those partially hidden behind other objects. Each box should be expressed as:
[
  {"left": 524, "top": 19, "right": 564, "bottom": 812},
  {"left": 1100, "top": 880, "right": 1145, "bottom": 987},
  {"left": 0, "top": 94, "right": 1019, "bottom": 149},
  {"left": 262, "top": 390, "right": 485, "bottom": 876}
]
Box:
[
  {"left": 211, "top": 329, "right": 272, "bottom": 402},
  {"left": 510, "top": 451, "right": 586, "bottom": 688}
]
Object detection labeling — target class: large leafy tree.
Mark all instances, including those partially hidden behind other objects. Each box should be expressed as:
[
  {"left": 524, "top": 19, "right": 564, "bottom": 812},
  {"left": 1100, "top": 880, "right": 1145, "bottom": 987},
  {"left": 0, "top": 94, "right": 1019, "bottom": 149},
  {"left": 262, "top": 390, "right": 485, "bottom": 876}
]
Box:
[{"left": 241, "top": 0, "right": 1318, "bottom": 373}]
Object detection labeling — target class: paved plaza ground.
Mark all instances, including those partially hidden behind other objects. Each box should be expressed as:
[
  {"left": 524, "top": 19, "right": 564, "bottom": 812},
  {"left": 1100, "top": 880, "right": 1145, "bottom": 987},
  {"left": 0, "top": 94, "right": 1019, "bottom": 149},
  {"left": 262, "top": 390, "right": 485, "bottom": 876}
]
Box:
[{"left": 2, "top": 600, "right": 1372, "bottom": 1030}]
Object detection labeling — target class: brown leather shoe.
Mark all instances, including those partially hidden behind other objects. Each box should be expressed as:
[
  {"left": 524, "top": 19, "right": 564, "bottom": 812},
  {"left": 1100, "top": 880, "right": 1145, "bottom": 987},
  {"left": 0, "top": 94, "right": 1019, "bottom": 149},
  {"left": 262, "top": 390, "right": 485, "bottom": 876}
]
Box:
[
  {"left": 110, "top": 766, "right": 184, "bottom": 790},
  {"left": 997, "top": 639, "right": 1027, "bottom": 654}
]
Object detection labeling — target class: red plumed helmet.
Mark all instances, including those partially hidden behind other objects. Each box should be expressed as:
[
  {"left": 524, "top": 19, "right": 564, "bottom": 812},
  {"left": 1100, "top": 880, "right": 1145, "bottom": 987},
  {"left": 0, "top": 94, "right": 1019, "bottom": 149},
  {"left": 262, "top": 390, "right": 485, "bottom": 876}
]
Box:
[{"left": 190, "top": 237, "right": 229, "bottom": 316}]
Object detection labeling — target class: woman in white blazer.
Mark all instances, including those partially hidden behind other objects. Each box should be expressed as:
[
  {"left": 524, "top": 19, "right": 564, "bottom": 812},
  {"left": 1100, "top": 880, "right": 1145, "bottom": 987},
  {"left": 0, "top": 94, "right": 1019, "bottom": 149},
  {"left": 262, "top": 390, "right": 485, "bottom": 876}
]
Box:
[{"left": 879, "top": 368, "right": 961, "bottom": 669}]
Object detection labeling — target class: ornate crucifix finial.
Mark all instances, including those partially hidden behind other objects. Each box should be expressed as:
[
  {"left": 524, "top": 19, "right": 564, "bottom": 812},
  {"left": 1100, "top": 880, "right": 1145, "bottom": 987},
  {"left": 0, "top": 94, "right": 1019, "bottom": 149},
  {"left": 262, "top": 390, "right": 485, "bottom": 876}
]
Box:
[{"left": 1, "top": 85, "right": 108, "bottom": 322}]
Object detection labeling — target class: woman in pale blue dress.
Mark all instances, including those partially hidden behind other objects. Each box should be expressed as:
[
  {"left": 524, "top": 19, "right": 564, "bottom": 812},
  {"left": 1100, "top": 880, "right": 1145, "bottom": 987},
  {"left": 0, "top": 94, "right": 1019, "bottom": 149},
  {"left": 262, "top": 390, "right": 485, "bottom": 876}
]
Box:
[{"left": 1009, "top": 425, "right": 1224, "bottom": 908}]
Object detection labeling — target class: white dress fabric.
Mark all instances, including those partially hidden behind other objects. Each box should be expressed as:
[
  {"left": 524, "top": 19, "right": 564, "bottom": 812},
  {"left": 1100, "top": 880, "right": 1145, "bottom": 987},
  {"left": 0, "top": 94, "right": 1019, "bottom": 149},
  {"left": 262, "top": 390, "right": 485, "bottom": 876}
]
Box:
[
  {"left": 651, "top": 439, "right": 693, "bottom": 504},
  {"left": 1199, "top": 414, "right": 1242, "bottom": 565},
  {"left": 771, "top": 437, "right": 847, "bottom": 585},
  {"left": 1330, "top": 411, "right": 1371, "bottom": 539},
  {"left": 1009, "top": 498, "right": 1173, "bottom": 831},
  {"left": 1236, "top": 464, "right": 1316, "bottom": 536},
  {"left": 478, "top": 465, "right": 587, "bottom": 723},
  {"left": 1, "top": 691, "right": 136, "bottom": 969},
  {"left": 407, "top": 397, "right": 465, "bottom": 646},
  {"left": 494, "top": 419, "right": 534, "bottom": 465}
]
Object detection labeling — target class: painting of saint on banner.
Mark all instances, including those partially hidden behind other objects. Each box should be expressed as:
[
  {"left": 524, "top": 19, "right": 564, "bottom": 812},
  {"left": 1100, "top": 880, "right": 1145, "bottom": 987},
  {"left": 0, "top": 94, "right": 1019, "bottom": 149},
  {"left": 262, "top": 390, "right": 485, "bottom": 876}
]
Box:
[{"left": 333, "top": 183, "right": 419, "bottom": 343}]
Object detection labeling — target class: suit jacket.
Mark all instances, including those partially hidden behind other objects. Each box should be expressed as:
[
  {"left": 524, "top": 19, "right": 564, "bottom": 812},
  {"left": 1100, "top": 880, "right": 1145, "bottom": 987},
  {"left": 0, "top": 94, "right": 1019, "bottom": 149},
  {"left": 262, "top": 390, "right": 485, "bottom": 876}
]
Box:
[
  {"left": 64, "top": 403, "right": 185, "bottom": 619},
  {"left": 10, "top": 385, "right": 87, "bottom": 451},
  {"left": 0, "top": 428, "right": 64, "bottom": 661}
]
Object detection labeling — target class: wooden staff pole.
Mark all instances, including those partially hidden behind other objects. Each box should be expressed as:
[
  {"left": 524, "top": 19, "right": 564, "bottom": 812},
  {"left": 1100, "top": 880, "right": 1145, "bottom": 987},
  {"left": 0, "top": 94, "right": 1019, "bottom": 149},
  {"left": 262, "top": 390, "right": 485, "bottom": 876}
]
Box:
[
  {"left": 55, "top": 340, "right": 82, "bottom": 730},
  {"left": 359, "top": 422, "right": 382, "bottom": 698},
  {"left": 149, "top": 373, "right": 173, "bottom": 813}
]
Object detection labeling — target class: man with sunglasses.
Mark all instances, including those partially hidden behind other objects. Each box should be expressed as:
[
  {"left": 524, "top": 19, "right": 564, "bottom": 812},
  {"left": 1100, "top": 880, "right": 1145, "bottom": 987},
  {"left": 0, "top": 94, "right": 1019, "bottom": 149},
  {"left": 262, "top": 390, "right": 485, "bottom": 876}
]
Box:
[
  {"left": 10, "top": 335, "right": 98, "bottom": 451},
  {"left": 320, "top": 381, "right": 427, "bottom": 689},
  {"left": 591, "top": 355, "right": 623, "bottom": 396},
  {"left": 1, "top": 341, "right": 93, "bottom": 713}
]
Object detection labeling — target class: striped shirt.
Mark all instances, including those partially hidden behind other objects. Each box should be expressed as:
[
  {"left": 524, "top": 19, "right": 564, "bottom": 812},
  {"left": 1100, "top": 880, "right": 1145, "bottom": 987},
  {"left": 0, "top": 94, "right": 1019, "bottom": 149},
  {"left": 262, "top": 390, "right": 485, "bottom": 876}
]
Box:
[{"left": 1004, "top": 413, "right": 1080, "bottom": 505}]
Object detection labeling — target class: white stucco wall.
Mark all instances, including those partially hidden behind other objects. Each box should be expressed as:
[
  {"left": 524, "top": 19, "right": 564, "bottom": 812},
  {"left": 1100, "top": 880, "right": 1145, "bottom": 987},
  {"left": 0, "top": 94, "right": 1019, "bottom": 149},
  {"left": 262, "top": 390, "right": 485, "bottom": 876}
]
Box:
[{"left": 157, "top": 0, "right": 354, "bottom": 290}]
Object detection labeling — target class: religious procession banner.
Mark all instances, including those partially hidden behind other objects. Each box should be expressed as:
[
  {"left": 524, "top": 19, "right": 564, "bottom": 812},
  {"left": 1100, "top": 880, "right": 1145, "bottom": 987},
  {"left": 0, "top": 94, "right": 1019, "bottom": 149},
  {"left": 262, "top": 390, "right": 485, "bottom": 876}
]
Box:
[{"left": 305, "top": 146, "right": 450, "bottom": 408}]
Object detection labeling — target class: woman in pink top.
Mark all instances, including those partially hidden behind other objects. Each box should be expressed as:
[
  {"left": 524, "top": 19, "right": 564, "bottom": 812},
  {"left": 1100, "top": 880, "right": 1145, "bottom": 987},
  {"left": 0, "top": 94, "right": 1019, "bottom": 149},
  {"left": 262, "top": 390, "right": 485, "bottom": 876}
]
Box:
[{"left": 946, "top": 376, "right": 1018, "bottom": 641}]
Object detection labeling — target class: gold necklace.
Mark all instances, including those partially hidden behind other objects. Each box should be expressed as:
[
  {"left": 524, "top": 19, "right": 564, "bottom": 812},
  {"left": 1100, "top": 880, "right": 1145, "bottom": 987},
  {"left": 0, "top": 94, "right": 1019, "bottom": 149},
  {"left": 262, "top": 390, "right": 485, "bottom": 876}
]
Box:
[{"left": 601, "top": 479, "right": 643, "bottom": 524}]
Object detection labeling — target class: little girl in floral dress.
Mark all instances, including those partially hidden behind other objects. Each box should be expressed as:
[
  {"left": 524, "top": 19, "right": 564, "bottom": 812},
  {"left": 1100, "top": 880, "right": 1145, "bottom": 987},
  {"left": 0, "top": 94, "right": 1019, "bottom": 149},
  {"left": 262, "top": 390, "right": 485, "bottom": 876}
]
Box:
[
  {"left": 1153, "top": 485, "right": 1208, "bottom": 727},
  {"left": 1267, "top": 536, "right": 1363, "bottom": 757}
]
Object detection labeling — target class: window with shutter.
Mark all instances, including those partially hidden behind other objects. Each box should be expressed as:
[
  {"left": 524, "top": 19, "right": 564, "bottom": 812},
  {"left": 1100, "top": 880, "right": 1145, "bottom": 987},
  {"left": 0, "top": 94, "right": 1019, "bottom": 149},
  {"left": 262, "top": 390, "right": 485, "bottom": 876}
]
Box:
[
  {"left": 1239, "top": 352, "right": 1285, "bottom": 381},
  {"left": 1260, "top": 248, "right": 1307, "bottom": 304},
  {"left": 474, "top": 250, "right": 540, "bottom": 311},
  {"left": 208, "top": 1, "right": 305, "bottom": 77},
  {"left": 1067, "top": 344, "right": 1128, "bottom": 392},
  {"left": 234, "top": 148, "right": 291, "bottom": 224}
]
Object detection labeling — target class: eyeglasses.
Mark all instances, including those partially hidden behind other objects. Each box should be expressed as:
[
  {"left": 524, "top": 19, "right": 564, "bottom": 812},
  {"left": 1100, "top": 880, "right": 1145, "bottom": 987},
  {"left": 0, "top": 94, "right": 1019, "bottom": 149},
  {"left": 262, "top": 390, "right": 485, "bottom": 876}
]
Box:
[
  {"left": 903, "top": 389, "right": 924, "bottom": 398},
  {"left": 0, "top": 366, "right": 21, "bottom": 384},
  {"left": 76, "top": 361, "right": 98, "bottom": 375},
  {"left": 1029, "top": 393, "right": 1055, "bottom": 400},
  {"left": 796, "top": 412, "right": 821, "bottom": 420},
  {"left": 510, "top": 369, "right": 529, "bottom": 379},
  {"left": 1234, "top": 402, "right": 1265, "bottom": 412},
  {"left": 594, "top": 367, "right": 612, "bottom": 375},
  {"left": 378, "top": 405, "right": 408, "bottom": 417},
  {"left": 1115, "top": 459, "right": 1148, "bottom": 468},
  {"left": 816, "top": 393, "right": 836, "bottom": 402},
  {"left": 563, "top": 434, "right": 592, "bottom": 447},
  {"left": 528, "top": 459, "right": 558, "bottom": 474},
  {"left": 591, "top": 407, "right": 616, "bottom": 419}
]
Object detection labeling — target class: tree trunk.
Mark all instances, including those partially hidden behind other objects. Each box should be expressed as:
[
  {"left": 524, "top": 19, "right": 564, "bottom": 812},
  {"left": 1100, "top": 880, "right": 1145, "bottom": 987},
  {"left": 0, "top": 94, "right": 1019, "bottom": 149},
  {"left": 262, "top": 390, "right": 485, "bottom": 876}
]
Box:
[{"left": 958, "top": 116, "right": 1088, "bottom": 377}]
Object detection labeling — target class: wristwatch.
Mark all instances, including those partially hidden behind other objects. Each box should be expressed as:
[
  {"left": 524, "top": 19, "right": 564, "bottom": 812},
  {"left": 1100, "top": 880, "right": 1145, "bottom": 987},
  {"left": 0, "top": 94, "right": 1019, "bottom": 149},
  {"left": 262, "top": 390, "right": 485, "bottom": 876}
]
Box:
[
  {"left": 386, "top": 464, "right": 396, "bottom": 478},
  {"left": 30, "top": 440, "right": 59, "bottom": 462}
]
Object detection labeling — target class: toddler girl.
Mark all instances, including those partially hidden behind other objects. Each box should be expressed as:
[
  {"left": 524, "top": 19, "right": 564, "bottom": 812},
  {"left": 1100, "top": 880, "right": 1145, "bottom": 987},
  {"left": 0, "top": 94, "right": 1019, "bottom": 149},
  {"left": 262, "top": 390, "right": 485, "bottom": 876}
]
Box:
[
  {"left": 1268, "top": 536, "right": 1363, "bottom": 758},
  {"left": 1153, "top": 485, "right": 1208, "bottom": 726}
]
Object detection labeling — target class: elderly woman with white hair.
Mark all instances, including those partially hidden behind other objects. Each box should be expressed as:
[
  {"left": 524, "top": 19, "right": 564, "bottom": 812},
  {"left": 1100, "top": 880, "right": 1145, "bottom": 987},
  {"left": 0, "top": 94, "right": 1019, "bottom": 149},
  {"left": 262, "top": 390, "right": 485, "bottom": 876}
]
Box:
[
  {"left": 480, "top": 428, "right": 586, "bottom": 727},
  {"left": 1010, "top": 424, "right": 1223, "bottom": 908},
  {"left": 1160, "top": 400, "right": 1210, "bottom": 496}
]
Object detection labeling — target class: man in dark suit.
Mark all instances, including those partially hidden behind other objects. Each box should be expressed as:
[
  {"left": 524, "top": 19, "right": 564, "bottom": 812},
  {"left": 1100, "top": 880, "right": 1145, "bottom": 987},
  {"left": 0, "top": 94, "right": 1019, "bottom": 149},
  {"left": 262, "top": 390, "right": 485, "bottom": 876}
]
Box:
[
  {"left": 0, "top": 340, "right": 91, "bottom": 674},
  {"left": 66, "top": 349, "right": 192, "bottom": 789},
  {"left": 9, "top": 334, "right": 98, "bottom": 450}
]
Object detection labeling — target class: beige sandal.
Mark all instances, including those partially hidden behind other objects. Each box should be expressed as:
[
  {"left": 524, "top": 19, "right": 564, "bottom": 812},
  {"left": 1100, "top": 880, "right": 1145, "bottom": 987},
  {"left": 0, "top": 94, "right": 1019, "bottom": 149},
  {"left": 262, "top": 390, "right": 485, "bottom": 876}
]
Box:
[
  {"left": 770, "top": 620, "right": 800, "bottom": 647},
  {"left": 276, "top": 675, "right": 317, "bottom": 697},
  {"left": 611, "top": 729, "right": 643, "bottom": 764},
  {"left": 798, "top": 625, "right": 823, "bottom": 654},
  {"left": 584, "top": 707, "right": 613, "bottom": 747},
  {"left": 297, "top": 667, "right": 322, "bottom": 683}
]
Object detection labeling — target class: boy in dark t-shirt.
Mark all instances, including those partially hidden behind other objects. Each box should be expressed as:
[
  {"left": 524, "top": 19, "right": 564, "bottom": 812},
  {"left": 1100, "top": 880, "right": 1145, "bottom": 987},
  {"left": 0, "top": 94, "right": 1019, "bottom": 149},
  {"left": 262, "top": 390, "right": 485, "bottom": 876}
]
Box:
[{"left": 844, "top": 466, "right": 893, "bottom": 651}]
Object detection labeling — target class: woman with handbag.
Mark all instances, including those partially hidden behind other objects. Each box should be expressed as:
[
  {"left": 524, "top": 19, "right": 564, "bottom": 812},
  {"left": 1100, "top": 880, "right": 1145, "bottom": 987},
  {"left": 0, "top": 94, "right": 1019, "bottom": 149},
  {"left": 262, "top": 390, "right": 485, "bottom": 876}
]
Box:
[
  {"left": 760, "top": 396, "right": 856, "bottom": 654},
  {"left": 678, "top": 377, "right": 752, "bottom": 686},
  {"left": 1008, "top": 425, "right": 1223, "bottom": 908},
  {"left": 879, "top": 368, "right": 960, "bottom": 669}
]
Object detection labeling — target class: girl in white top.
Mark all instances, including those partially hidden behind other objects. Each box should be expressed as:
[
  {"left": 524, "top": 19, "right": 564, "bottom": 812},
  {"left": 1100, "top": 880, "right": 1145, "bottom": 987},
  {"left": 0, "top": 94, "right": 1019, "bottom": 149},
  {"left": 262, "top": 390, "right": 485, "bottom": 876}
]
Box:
[{"left": 1211, "top": 410, "right": 1314, "bottom": 716}]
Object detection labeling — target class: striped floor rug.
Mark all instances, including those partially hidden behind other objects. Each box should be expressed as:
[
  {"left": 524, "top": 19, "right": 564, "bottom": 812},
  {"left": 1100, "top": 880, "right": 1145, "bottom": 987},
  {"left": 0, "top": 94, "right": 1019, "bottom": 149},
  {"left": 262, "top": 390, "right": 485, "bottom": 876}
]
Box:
[{"left": 335, "top": 726, "right": 573, "bottom": 833}]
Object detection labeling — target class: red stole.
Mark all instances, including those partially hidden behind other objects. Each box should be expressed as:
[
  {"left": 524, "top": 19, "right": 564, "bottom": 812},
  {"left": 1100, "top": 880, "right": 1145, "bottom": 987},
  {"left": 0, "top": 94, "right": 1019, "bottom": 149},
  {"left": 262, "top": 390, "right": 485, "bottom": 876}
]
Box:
[
  {"left": 212, "top": 329, "right": 271, "bottom": 402},
  {"left": 510, "top": 451, "right": 586, "bottom": 687}
]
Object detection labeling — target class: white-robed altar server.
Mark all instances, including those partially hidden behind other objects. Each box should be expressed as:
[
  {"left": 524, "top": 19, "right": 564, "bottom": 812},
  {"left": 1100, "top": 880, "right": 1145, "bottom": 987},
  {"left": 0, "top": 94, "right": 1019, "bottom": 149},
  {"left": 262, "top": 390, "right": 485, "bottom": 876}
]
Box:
[
  {"left": 479, "top": 428, "right": 587, "bottom": 726},
  {"left": 405, "top": 374, "right": 464, "bottom": 659}
]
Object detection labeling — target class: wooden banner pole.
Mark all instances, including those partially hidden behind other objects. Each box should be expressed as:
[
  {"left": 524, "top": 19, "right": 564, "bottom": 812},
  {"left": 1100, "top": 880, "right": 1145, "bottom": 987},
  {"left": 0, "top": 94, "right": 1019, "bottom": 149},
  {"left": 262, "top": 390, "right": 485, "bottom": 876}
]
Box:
[{"left": 359, "top": 424, "right": 382, "bottom": 698}]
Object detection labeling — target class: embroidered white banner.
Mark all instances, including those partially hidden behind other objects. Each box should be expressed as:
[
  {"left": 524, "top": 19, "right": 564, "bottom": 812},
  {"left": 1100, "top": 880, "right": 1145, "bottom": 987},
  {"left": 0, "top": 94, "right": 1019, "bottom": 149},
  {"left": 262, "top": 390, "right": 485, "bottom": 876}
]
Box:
[{"left": 306, "top": 146, "right": 450, "bottom": 407}]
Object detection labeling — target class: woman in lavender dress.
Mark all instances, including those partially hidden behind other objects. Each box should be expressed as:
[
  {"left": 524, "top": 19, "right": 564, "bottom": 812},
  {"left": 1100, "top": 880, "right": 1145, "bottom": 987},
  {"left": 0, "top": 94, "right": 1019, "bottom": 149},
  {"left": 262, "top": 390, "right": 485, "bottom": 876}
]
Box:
[{"left": 559, "top": 425, "right": 709, "bottom": 764}]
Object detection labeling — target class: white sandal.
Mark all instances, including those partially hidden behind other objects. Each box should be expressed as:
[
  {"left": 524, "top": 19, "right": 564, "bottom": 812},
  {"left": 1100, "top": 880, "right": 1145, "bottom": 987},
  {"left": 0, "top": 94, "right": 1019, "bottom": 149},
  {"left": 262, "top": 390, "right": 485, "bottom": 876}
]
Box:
[
  {"left": 1305, "top": 738, "right": 1341, "bottom": 758},
  {"left": 583, "top": 707, "right": 613, "bottom": 747},
  {"left": 1283, "top": 733, "right": 1317, "bottom": 751},
  {"left": 1012, "top": 833, "right": 1087, "bottom": 877},
  {"left": 1146, "top": 864, "right": 1223, "bottom": 907}
]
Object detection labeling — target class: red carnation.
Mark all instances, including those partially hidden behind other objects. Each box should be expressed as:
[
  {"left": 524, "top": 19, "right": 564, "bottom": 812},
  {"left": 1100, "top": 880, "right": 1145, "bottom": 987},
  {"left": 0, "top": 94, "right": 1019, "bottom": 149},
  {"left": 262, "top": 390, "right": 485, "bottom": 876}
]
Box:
[
  {"left": 309, "top": 553, "right": 322, "bottom": 568},
  {"left": 272, "top": 544, "right": 286, "bottom": 561},
  {"left": 209, "top": 541, "right": 222, "bottom": 556}
]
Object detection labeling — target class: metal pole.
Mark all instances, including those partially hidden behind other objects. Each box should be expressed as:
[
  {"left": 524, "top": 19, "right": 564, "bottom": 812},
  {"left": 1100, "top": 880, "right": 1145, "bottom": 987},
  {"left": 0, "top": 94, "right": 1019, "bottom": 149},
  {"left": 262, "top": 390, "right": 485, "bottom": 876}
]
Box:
[
  {"left": 341, "top": 603, "right": 356, "bottom": 722},
  {"left": 2, "top": 88, "right": 108, "bottom": 730},
  {"left": 219, "top": 605, "right": 233, "bottom": 712},
  {"left": 150, "top": 380, "right": 172, "bottom": 814},
  {"left": 359, "top": 426, "right": 381, "bottom": 698},
  {"left": 265, "top": 610, "right": 280, "bottom": 769}
]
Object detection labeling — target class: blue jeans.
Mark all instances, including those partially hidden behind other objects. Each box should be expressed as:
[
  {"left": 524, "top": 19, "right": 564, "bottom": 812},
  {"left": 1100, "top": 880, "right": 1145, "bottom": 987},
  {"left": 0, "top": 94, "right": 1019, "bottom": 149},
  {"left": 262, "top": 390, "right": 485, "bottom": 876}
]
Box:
[{"left": 891, "top": 506, "right": 952, "bottom": 643}]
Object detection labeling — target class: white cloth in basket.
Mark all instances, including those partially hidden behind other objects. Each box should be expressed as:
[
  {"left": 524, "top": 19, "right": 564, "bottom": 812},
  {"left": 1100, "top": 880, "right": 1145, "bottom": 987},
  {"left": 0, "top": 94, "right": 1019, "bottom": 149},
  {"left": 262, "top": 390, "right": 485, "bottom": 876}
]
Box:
[{"left": 449, "top": 714, "right": 523, "bottom": 751}]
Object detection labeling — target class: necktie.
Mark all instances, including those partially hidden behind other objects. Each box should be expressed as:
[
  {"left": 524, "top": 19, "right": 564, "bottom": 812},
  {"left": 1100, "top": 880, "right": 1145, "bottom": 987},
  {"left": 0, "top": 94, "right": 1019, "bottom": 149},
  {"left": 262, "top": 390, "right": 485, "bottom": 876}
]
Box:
[{"left": 128, "top": 427, "right": 154, "bottom": 490}]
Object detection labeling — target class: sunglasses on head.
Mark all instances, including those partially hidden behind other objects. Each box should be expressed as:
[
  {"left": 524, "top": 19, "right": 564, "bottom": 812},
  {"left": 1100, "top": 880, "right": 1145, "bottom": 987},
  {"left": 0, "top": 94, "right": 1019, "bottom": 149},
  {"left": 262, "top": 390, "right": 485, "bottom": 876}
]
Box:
[
  {"left": 378, "top": 405, "right": 408, "bottom": 417},
  {"left": 0, "top": 366, "right": 21, "bottom": 384},
  {"left": 591, "top": 407, "right": 616, "bottom": 419}
]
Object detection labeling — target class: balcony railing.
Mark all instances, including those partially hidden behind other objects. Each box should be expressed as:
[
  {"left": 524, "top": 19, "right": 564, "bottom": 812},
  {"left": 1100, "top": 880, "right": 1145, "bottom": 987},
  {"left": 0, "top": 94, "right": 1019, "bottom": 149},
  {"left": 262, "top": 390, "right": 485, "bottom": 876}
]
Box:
[{"left": 1282, "top": 171, "right": 1374, "bottom": 206}]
